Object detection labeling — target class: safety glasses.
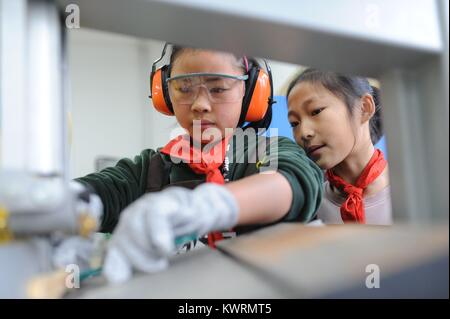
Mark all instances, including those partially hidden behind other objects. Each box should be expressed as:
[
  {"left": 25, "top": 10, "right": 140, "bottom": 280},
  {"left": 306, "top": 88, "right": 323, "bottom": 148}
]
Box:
[{"left": 167, "top": 73, "right": 248, "bottom": 105}]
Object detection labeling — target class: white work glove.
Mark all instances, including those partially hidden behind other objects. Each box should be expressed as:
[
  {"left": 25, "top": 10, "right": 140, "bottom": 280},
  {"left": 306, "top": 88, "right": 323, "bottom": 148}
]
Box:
[
  {"left": 51, "top": 182, "right": 104, "bottom": 270},
  {"left": 69, "top": 181, "right": 103, "bottom": 228},
  {"left": 52, "top": 235, "right": 95, "bottom": 271},
  {"left": 102, "top": 183, "right": 239, "bottom": 284}
]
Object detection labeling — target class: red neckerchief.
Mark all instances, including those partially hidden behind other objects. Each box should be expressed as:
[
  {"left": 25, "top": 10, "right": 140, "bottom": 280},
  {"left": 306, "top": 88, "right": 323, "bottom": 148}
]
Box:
[
  {"left": 326, "top": 149, "right": 387, "bottom": 224},
  {"left": 160, "top": 134, "right": 231, "bottom": 248}
]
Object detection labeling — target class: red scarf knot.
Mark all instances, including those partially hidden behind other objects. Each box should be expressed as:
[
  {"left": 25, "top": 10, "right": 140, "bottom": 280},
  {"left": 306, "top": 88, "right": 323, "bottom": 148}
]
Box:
[{"left": 326, "top": 149, "right": 387, "bottom": 224}]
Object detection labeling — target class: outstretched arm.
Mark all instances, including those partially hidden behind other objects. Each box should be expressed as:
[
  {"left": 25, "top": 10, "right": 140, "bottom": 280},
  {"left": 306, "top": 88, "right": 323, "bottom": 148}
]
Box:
[{"left": 226, "top": 172, "right": 292, "bottom": 225}]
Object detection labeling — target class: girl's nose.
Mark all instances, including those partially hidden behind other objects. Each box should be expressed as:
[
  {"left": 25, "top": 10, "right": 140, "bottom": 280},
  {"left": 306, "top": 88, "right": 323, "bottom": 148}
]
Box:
[
  {"left": 190, "top": 88, "right": 212, "bottom": 113},
  {"left": 300, "top": 124, "right": 315, "bottom": 143}
]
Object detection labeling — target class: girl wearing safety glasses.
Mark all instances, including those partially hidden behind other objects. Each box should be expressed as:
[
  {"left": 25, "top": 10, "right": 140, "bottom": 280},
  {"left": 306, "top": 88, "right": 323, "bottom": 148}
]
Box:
[{"left": 75, "top": 45, "right": 323, "bottom": 283}]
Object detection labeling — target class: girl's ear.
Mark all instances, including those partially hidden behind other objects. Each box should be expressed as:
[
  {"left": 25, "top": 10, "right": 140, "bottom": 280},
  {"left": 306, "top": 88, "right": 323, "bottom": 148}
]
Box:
[{"left": 360, "top": 93, "right": 376, "bottom": 124}]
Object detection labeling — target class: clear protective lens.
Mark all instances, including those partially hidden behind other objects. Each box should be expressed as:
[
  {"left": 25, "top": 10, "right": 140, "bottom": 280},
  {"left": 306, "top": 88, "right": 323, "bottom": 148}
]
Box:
[{"left": 167, "top": 73, "right": 247, "bottom": 104}]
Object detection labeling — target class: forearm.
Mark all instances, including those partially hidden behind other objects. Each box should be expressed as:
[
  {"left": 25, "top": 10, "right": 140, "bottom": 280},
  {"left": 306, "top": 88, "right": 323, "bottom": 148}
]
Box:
[{"left": 225, "top": 172, "right": 293, "bottom": 225}]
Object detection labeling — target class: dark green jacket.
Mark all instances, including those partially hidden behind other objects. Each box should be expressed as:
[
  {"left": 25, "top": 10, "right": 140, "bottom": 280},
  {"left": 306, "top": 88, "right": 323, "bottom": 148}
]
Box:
[{"left": 76, "top": 133, "right": 323, "bottom": 233}]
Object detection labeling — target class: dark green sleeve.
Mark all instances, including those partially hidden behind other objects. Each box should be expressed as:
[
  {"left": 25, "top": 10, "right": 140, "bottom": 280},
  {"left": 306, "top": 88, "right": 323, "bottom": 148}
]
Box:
[
  {"left": 237, "top": 136, "right": 323, "bottom": 223},
  {"left": 272, "top": 137, "right": 323, "bottom": 222},
  {"left": 74, "top": 149, "right": 156, "bottom": 232}
]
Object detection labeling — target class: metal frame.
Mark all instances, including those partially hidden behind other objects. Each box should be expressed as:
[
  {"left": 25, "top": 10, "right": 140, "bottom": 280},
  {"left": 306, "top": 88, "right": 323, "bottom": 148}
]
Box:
[
  {"left": 54, "top": 0, "right": 448, "bottom": 222},
  {"left": 1, "top": 0, "right": 446, "bottom": 222},
  {"left": 1, "top": 0, "right": 66, "bottom": 176},
  {"left": 0, "top": 0, "right": 447, "bottom": 298}
]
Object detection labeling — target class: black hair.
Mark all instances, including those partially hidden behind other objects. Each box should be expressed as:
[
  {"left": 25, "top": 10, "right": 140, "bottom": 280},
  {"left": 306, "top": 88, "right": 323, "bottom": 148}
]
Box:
[
  {"left": 286, "top": 68, "right": 383, "bottom": 144},
  {"left": 169, "top": 45, "right": 273, "bottom": 131}
]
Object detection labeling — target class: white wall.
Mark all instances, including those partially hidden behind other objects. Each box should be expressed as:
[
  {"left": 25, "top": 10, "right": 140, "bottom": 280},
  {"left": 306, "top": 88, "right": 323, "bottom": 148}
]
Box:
[
  {"left": 68, "top": 28, "right": 177, "bottom": 178},
  {"left": 68, "top": 29, "right": 300, "bottom": 178},
  {"left": 269, "top": 59, "right": 302, "bottom": 95}
]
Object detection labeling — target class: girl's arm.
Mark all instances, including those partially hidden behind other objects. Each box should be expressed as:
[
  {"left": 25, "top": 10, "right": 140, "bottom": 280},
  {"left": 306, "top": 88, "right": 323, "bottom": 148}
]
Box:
[
  {"left": 75, "top": 149, "right": 156, "bottom": 232},
  {"left": 226, "top": 172, "right": 292, "bottom": 224}
]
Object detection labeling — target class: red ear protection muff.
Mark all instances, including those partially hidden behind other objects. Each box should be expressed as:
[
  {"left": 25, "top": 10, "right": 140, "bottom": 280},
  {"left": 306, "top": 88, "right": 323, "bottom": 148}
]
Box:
[
  {"left": 150, "top": 43, "right": 174, "bottom": 116},
  {"left": 240, "top": 58, "right": 273, "bottom": 123},
  {"left": 150, "top": 44, "right": 274, "bottom": 123},
  {"left": 246, "top": 69, "right": 272, "bottom": 121},
  {"left": 151, "top": 65, "right": 173, "bottom": 115}
]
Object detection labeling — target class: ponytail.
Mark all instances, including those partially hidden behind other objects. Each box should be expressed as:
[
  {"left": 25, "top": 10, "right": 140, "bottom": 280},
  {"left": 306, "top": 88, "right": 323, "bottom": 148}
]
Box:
[{"left": 369, "top": 86, "right": 383, "bottom": 144}]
